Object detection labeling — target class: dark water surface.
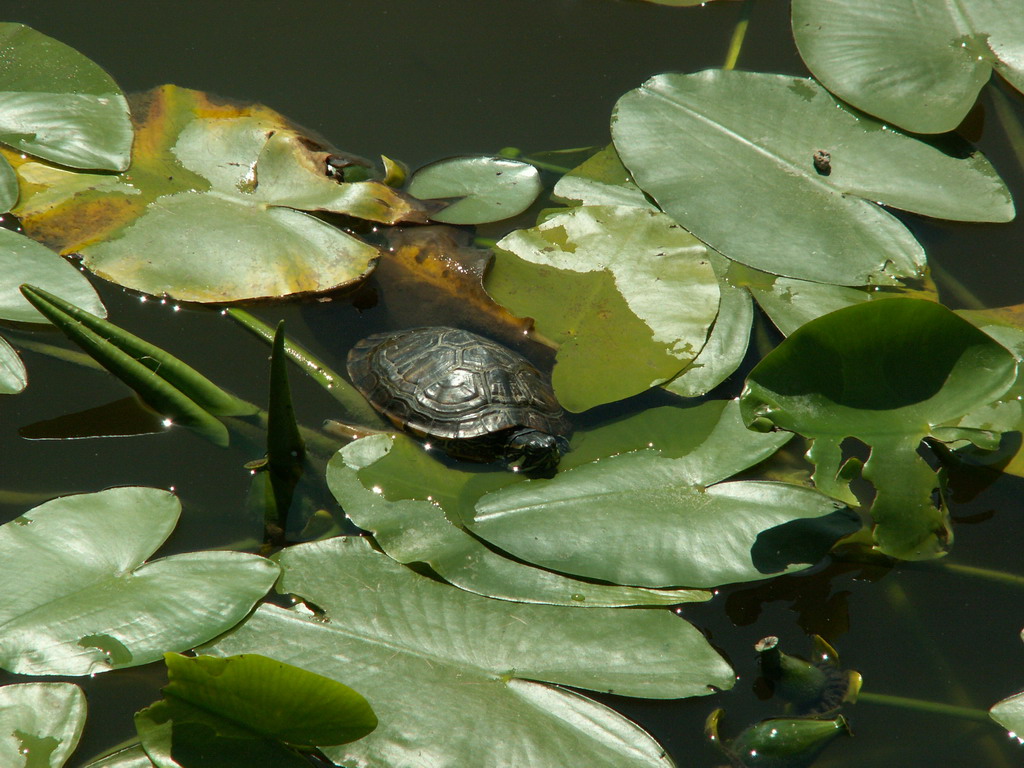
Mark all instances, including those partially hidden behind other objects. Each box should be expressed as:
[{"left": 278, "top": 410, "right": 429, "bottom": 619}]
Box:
[{"left": 4, "top": 2, "right": 1024, "bottom": 767}]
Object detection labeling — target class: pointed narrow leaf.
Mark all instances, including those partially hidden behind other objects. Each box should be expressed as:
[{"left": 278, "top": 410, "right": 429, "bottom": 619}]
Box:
[{"left": 21, "top": 285, "right": 257, "bottom": 444}]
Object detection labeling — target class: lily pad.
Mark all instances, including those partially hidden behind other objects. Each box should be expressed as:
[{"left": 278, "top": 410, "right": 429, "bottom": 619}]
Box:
[
  {"left": 134, "top": 653, "right": 376, "bottom": 768},
  {"left": 489, "top": 204, "right": 720, "bottom": 411},
  {"left": 407, "top": 156, "right": 542, "bottom": 224},
  {"left": 328, "top": 434, "right": 708, "bottom": 606},
  {"left": 205, "top": 536, "right": 733, "bottom": 768},
  {"left": 664, "top": 251, "right": 754, "bottom": 396},
  {"left": 0, "top": 228, "right": 105, "bottom": 323},
  {"left": 611, "top": 69, "right": 1013, "bottom": 286},
  {"left": 0, "top": 23, "right": 132, "bottom": 171},
  {"left": 6, "top": 85, "right": 434, "bottom": 302},
  {"left": 0, "top": 335, "right": 26, "bottom": 394},
  {"left": 0, "top": 682, "right": 86, "bottom": 768},
  {"left": 0, "top": 156, "right": 16, "bottom": 212},
  {"left": 793, "top": 0, "right": 1024, "bottom": 134},
  {"left": 470, "top": 399, "right": 855, "bottom": 588},
  {"left": 551, "top": 144, "right": 654, "bottom": 210},
  {"left": 0, "top": 487, "right": 279, "bottom": 675},
  {"left": 740, "top": 298, "right": 1017, "bottom": 559},
  {"left": 991, "top": 630, "right": 1024, "bottom": 737}
]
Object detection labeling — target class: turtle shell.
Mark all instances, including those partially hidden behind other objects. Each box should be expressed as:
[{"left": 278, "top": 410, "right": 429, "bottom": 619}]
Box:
[{"left": 347, "top": 327, "right": 570, "bottom": 461}]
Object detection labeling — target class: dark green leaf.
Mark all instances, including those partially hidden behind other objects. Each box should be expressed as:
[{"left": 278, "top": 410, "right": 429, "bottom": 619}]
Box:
[
  {"left": 21, "top": 285, "right": 257, "bottom": 446},
  {"left": 162, "top": 653, "right": 376, "bottom": 746},
  {"left": 740, "top": 298, "right": 1017, "bottom": 559},
  {"left": 469, "top": 400, "right": 845, "bottom": 588}
]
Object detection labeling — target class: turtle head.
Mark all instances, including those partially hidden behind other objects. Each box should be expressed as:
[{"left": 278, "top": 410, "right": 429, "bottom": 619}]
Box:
[{"left": 503, "top": 429, "right": 570, "bottom": 477}]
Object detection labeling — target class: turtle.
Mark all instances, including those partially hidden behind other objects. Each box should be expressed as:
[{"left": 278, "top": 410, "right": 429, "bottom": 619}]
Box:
[{"left": 347, "top": 326, "right": 571, "bottom": 474}]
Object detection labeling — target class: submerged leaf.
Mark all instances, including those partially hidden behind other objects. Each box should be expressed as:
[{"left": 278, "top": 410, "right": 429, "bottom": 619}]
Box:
[
  {"left": 611, "top": 70, "right": 1012, "bottom": 286},
  {"left": 741, "top": 298, "right": 1017, "bottom": 559},
  {"left": 793, "top": 0, "right": 1024, "bottom": 134},
  {"left": 490, "top": 204, "right": 720, "bottom": 411},
  {"left": 0, "top": 682, "right": 86, "bottom": 768},
  {"left": 205, "top": 536, "right": 732, "bottom": 768},
  {"left": 0, "top": 487, "right": 279, "bottom": 675},
  {"left": 0, "top": 23, "right": 132, "bottom": 170}
]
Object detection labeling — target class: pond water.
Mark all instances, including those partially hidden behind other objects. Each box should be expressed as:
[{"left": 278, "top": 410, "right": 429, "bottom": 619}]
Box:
[{"left": 3, "top": 2, "right": 1024, "bottom": 767}]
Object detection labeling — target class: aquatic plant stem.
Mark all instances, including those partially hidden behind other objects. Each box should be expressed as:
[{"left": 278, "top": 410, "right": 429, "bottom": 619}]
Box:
[
  {"left": 934, "top": 561, "right": 1024, "bottom": 589},
  {"left": 856, "top": 691, "right": 991, "bottom": 723},
  {"left": 989, "top": 83, "right": 1024, "bottom": 176},
  {"left": 884, "top": 580, "right": 1012, "bottom": 766},
  {"left": 929, "top": 259, "right": 987, "bottom": 310},
  {"left": 723, "top": 0, "right": 755, "bottom": 71},
  {"left": 10, "top": 336, "right": 105, "bottom": 370}
]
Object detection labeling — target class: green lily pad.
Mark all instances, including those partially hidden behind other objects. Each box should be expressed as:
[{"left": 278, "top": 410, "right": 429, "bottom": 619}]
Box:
[
  {"left": 0, "top": 682, "right": 86, "bottom": 768},
  {"left": 0, "top": 156, "right": 17, "bottom": 211},
  {"left": 328, "top": 434, "right": 708, "bottom": 606},
  {"left": 611, "top": 70, "right": 1013, "bottom": 286},
  {"left": 0, "top": 487, "right": 279, "bottom": 675},
  {"left": 7, "top": 85, "right": 433, "bottom": 302},
  {"left": 665, "top": 251, "right": 754, "bottom": 396},
  {"left": 991, "top": 630, "right": 1024, "bottom": 737},
  {"left": 470, "top": 399, "right": 854, "bottom": 588},
  {"left": 0, "top": 228, "right": 105, "bottom": 323},
  {"left": 205, "top": 536, "right": 732, "bottom": 768},
  {"left": 80, "top": 745, "right": 155, "bottom": 768},
  {"left": 793, "top": 0, "right": 1024, "bottom": 134},
  {"left": 407, "top": 156, "right": 542, "bottom": 224},
  {"left": 489, "top": 204, "right": 720, "bottom": 411},
  {"left": 551, "top": 144, "right": 654, "bottom": 210},
  {"left": 0, "top": 23, "right": 132, "bottom": 171},
  {"left": 740, "top": 298, "right": 1017, "bottom": 559},
  {"left": 0, "top": 335, "right": 26, "bottom": 394}
]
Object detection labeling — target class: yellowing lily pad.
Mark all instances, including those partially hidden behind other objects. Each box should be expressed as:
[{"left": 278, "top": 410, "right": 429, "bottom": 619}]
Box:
[{"left": 6, "top": 85, "right": 432, "bottom": 302}]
